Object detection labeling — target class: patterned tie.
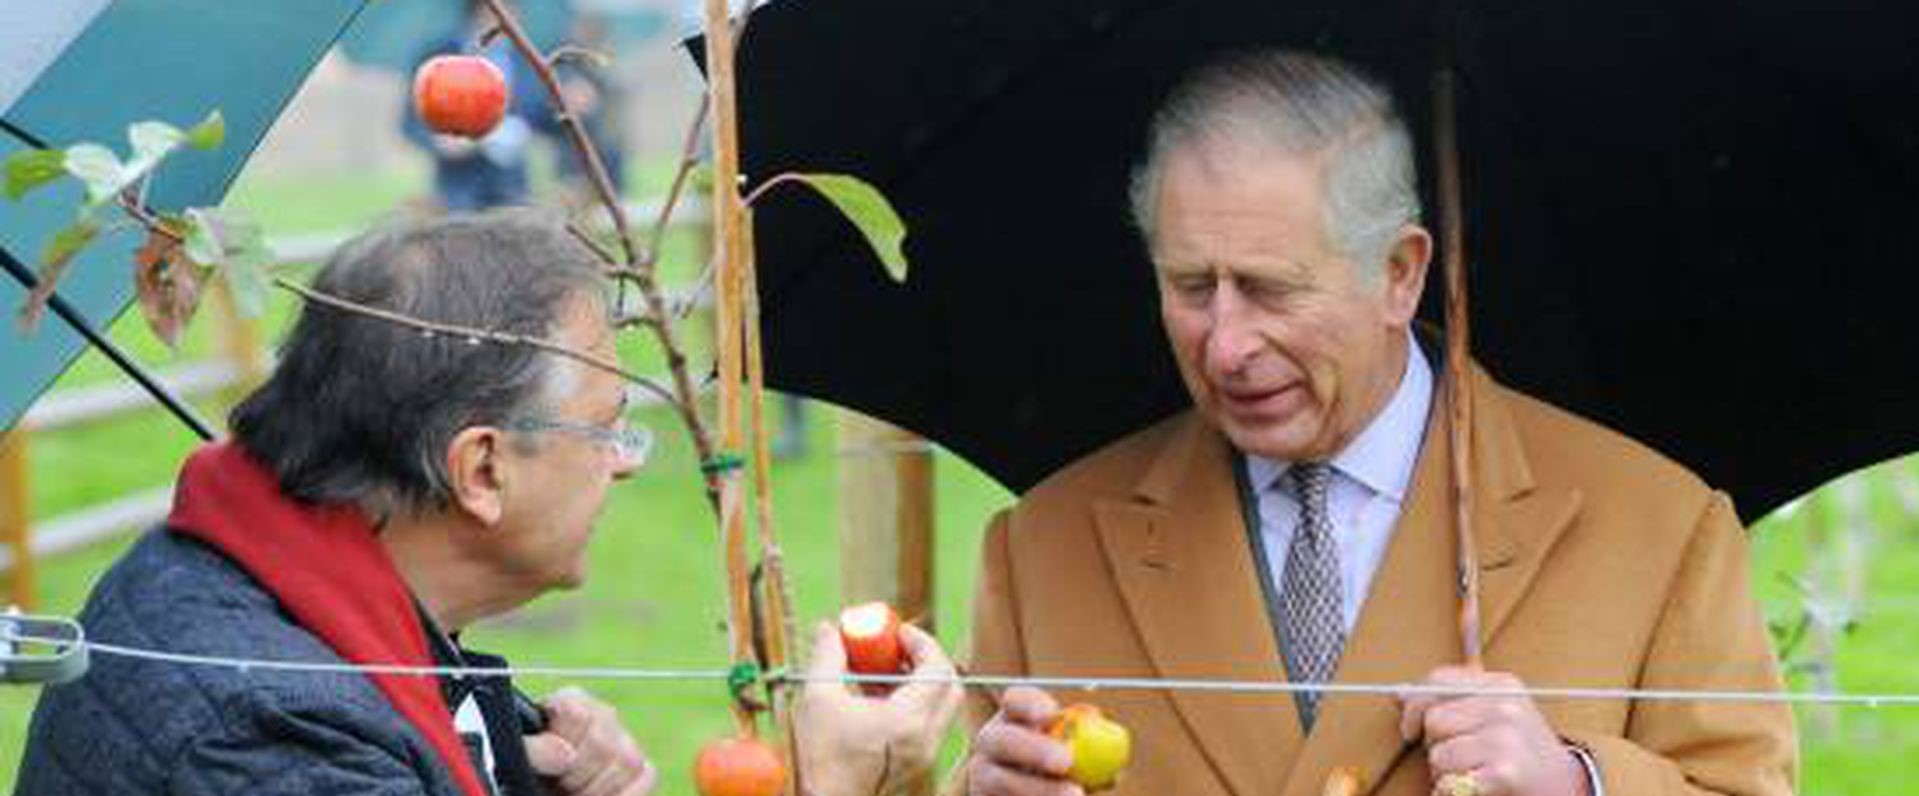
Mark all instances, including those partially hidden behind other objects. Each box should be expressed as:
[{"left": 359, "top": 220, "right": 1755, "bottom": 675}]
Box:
[{"left": 1282, "top": 461, "right": 1345, "bottom": 729}]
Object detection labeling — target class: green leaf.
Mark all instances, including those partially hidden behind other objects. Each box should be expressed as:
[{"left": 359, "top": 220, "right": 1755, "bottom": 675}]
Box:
[
  {"left": 222, "top": 242, "right": 272, "bottom": 318},
  {"left": 124, "top": 120, "right": 193, "bottom": 188},
  {"left": 4, "top": 149, "right": 68, "bottom": 200},
  {"left": 62, "top": 144, "right": 127, "bottom": 204},
  {"left": 18, "top": 217, "right": 102, "bottom": 331},
  {"left": 185, "top": 207, "right": 275, "bottom": 317},
  {"left": 183, "top": 111, "right": 226, "bottom": 151},
  {"left": 128, "top": 121, "right": 183, "bottom": 166},
  {"left": 182, "top": 207, "right": 224, "bottom": 264},
  {"left": 44, "top": 218, "right": 102, "bottom": 268},
  {"left": 789, "top": 173, "right": 909, "bottom": 282}
]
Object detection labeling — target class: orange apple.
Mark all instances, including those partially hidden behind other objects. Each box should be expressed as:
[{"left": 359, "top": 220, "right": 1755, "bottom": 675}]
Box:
[
  {"left": 412, "top": 54, "right": 508, "bottom": 138},
  {"left": 839, "top": 601, "right": 905, "bottom": 676},
  {"left": 693, "top": 736, "right": 786, "bottom": 796},
  {"left": 1047, "top": 704, "right": 1132, "bottom": 792}
]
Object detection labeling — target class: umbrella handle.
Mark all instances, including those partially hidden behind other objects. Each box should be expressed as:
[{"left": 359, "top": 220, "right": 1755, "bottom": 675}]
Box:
[{"left": 1432, "top": 67, "right": 1483, "bottom": 668}]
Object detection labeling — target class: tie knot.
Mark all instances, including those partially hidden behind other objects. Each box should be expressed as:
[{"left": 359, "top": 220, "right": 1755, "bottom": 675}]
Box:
[{"left": 1288, "top": 461, "right": 1331, "bottom": 502}]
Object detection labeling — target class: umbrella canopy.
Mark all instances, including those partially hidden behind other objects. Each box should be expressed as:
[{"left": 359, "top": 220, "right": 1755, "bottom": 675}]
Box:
[
  {"left": 0, "top": 0, "right": 368, "bottom": 431},
  {"left": 721, "top": 0, "right": 1919, "bottom": 521},
  {"left": 336, "top": 0, "right": 667, "bottom": 71}
]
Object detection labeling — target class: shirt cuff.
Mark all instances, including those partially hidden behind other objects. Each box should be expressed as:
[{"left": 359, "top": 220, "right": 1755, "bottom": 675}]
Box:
[{"left": 1567, "top": 742, "right": 1604, "bottom": 796}]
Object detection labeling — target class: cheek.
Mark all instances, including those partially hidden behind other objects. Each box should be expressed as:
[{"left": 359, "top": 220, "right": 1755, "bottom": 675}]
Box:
[{"left": 1160, "top": 307, "right": 1210, "bottom": 358}]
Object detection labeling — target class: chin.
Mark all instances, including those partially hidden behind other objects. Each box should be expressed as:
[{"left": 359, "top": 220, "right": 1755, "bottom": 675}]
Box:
[{"left": 1222, "top": 420, "right": 1326, "bottom": 461}]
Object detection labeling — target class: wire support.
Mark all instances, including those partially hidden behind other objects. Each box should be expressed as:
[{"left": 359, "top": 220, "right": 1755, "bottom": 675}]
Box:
[{"left": 7, "top": 629, "right": 1918, "bottom": 707}]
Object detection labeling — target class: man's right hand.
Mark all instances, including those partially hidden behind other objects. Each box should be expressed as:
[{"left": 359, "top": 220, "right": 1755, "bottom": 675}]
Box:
[
  {"left": 966, "top": 686, "right": 1084, "bottom": 796},
  {"left": 524, "top": 686, "right": 658, "bottom": 796}
]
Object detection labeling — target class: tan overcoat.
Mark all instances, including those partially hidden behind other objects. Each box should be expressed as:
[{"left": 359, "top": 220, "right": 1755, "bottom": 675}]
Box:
[{"left": 964, "top": 362, "right": 1795, "bottom": 796}]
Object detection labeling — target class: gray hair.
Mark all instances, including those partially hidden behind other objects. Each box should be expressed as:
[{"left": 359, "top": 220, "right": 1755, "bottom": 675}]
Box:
[
  {"left": 1128, "top": 50, "right": 1422, "bottom": 277},
  {"left": 230, "top": 208, "right": 607, "bottom": 521}
]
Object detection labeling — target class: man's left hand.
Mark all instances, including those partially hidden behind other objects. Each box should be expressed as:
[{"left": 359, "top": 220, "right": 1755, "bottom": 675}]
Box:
[
  {"left": 525, "top": 686, "right": 659, "bottom": 796},
  {"left": 1398, "top": 666, "right": 1591, "bottom": 796}
]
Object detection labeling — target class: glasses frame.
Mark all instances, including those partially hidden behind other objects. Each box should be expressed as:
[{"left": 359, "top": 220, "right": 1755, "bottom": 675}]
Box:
[{"left": 505, "top": 415, "right": 654, "bottom": 468}]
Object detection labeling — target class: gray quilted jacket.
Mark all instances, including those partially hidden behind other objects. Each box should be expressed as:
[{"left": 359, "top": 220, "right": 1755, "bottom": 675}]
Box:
[{"left": 14, "top": 530, "right": 470, "bottom": 796}]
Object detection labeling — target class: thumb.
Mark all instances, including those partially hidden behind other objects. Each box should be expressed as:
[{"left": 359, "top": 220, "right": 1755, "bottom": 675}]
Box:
[
  {"left": 523, "top": 732, "right": 577, "bottom": 776},
  {"left": 805, "top": 621, "right": 848, "bottom": 680}
]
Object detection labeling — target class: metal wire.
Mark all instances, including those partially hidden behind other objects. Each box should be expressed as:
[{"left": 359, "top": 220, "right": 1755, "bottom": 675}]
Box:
[{"left": 7, "top": 628, "right": 1918, "bottom": 707}]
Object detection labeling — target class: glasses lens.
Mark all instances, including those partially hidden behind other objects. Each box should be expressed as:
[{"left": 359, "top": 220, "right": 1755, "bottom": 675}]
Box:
[{"left": 616, "top": 423, "right": 654, "bottom": 467}]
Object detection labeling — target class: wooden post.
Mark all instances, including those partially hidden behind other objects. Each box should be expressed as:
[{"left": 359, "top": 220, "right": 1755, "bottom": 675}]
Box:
[
  {"left": 1, "top": 431, "right": 33, "bottom": 611},
  {"left": 837, "top": 411, "right": 935, "bottom": 796},
  {"left": 836, "top": 411, "right": 936, "bottom": 632}
]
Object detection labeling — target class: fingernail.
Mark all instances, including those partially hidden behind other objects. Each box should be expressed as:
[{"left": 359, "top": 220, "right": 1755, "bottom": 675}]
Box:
[{"left": 1050, "top": 745, "right": 1076, "bottom": 773}]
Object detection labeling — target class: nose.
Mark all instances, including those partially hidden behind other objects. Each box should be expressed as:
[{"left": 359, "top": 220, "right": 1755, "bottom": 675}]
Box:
[{"left": 1202, "top": 281, "right": 1260, "bottom": 377}]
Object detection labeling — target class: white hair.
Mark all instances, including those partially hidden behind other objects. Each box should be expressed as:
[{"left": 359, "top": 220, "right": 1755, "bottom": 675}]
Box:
[{"left": 1129, "top": 50, "right": 1422, "bottom": 279}]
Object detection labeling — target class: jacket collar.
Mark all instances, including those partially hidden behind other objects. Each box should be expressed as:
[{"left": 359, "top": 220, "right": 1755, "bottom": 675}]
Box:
[{"left": 1095, "top": 358, "right": 1582, "bottom": 796}]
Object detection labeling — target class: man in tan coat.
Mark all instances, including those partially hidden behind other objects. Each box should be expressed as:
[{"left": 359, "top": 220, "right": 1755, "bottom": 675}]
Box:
[{"left": 961, "top": 51, "right": 1795, "bottom": 796}]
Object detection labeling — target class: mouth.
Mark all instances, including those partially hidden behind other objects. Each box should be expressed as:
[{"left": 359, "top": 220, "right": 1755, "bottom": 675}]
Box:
[{"left": 1217, "top": 382, "right": 1305, "bottom": 418}]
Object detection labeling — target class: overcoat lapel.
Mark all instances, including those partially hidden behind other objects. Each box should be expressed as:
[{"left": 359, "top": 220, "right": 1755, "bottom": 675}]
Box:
[
  {"left": 1276, "top": 362, "right": 1583, "bottom": 796},
  {"left": 1095, "top": 415, "right": 1302, "bottom": 796}
]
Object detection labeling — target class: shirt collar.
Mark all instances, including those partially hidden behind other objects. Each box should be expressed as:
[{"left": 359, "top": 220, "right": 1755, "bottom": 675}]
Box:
[{"left": 1243, "top": 335, "right": 1434, "bottom": 500}]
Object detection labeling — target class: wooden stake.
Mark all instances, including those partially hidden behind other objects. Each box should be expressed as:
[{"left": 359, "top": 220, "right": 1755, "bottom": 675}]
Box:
[
  {"left": 703, "top": 0, "right": 760, "bottom": 737},
  {"left": 1, "top": 432, "right": 33, "bottom": 611},
  {"left": 1434, "top": 69, "right": 1483, "bottom": 667}
]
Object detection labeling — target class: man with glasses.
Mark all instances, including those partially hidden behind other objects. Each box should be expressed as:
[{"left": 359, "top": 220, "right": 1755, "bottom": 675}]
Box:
[{"left": 19, "top": 210, "right": 962, "bottom": 796}]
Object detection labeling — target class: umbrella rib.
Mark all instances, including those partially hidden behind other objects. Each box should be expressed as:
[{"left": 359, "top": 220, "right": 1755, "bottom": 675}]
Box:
[
  {"left": 0, "top": 244, "right": 217, "bottom": 442},
  {"left": 0, "top": 117, "right": 49, "bottom": 150}
]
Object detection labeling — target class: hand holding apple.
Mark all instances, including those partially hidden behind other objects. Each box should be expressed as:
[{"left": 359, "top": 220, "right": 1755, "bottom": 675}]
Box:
[
  {"left": 413, "top": 54, "right": 509, "bottom": 138},
  {"left": 1047, "top": 704, "right": 1132, "bottom": 792},
  {"left": 966, "top": 686, "right": 1082, "bottom": 796},
  {"left": 798, "top": 620, "right": 962, "bottom": 796}
]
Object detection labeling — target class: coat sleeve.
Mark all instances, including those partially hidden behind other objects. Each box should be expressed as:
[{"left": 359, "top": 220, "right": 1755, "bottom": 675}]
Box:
[
  {"left": 944, "top": 508, "right": 1029, "bottom": 796},
  {"left": 1562, "top": 492, "right": 1798, "bottom": 796}
]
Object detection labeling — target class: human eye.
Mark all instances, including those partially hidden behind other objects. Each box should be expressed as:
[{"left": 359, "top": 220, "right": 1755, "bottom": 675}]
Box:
[
  {"left": 1164, "top": 274, "right": 1214, "bottom": 304},
  {"left": 1238, "top": 276, "right": 1301, "bottom": 307}
]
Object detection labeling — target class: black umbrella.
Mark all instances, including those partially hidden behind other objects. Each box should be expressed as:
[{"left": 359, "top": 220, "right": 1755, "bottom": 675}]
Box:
[{"left": 721, "top": 0, "right": 1919, "bottom": 521}]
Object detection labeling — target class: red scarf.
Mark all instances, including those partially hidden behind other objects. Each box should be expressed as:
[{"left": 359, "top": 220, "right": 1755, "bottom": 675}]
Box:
[{"left": 167, "top": 442, "right": 489, "bottom": 796}]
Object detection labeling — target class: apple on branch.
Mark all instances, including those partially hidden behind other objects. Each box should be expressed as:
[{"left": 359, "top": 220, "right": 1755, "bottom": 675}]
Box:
[
  {"left": 693, "top": 736, "right": 786, "bottom": 796},
  {"left": 412, "top": 54, "right": 508, "bottom": 138}
]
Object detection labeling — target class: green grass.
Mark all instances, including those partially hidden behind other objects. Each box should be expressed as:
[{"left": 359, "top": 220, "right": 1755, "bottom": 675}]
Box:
[{"left": 6, "top": 169, "right": 1919, "bottom": 793}]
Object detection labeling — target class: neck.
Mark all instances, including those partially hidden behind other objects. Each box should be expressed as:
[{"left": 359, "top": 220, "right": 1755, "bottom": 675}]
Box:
[{"left": 380, "top": 512, "right": 521, "bottom": 633}]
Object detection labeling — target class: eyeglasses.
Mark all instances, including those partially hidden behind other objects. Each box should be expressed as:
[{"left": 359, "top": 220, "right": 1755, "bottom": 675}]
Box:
[{"left": 505, "top": 416, "right": 654, "bottom": 469}]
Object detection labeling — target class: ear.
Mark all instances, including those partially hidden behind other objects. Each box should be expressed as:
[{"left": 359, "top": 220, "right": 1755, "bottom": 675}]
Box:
[
  {"left": 1380, "top": 223, "right": 1432, "bottom": 325},
  {"left": 446, "top": 426, "right": 510, "bottom": 527}
]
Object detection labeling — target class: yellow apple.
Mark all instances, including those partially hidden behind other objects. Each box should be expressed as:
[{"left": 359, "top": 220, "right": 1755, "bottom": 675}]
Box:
[{"left": 1048, "top": 703, "right": 1132, "bottom": 791}]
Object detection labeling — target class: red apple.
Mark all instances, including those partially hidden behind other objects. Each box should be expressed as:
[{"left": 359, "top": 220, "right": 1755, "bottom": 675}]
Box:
[
  {"left": 412, "top": 54, "right": 508, "bottom": 138},
  {"left": 693, "top": 736, "right": 786, "bottom": 796},
  {"left": 839, "top": 601, "right": 905, "bottom": 676}
]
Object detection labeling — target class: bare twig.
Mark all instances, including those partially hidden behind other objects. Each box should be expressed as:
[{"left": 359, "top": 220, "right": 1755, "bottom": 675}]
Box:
[
  {"left": 566, "top": 221, "right": 620, "bottom": 268},
  {"left": 478, "top": 0, "right": 637, "bottom": 268},
  {"left": 477, "top": 0, "right": 721, "bottom": 504},
  {"left": 639, "top": 102, "right": 710, "bottom": 277},
  {"left": 546, "top": 44, "right": 612, "bottom": 70},
  {"left": 275, "top": 277, "right": 678, "bottom": 406},
  {"left": 740, "top": 172, "right": 810, "bottom": 209}
]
